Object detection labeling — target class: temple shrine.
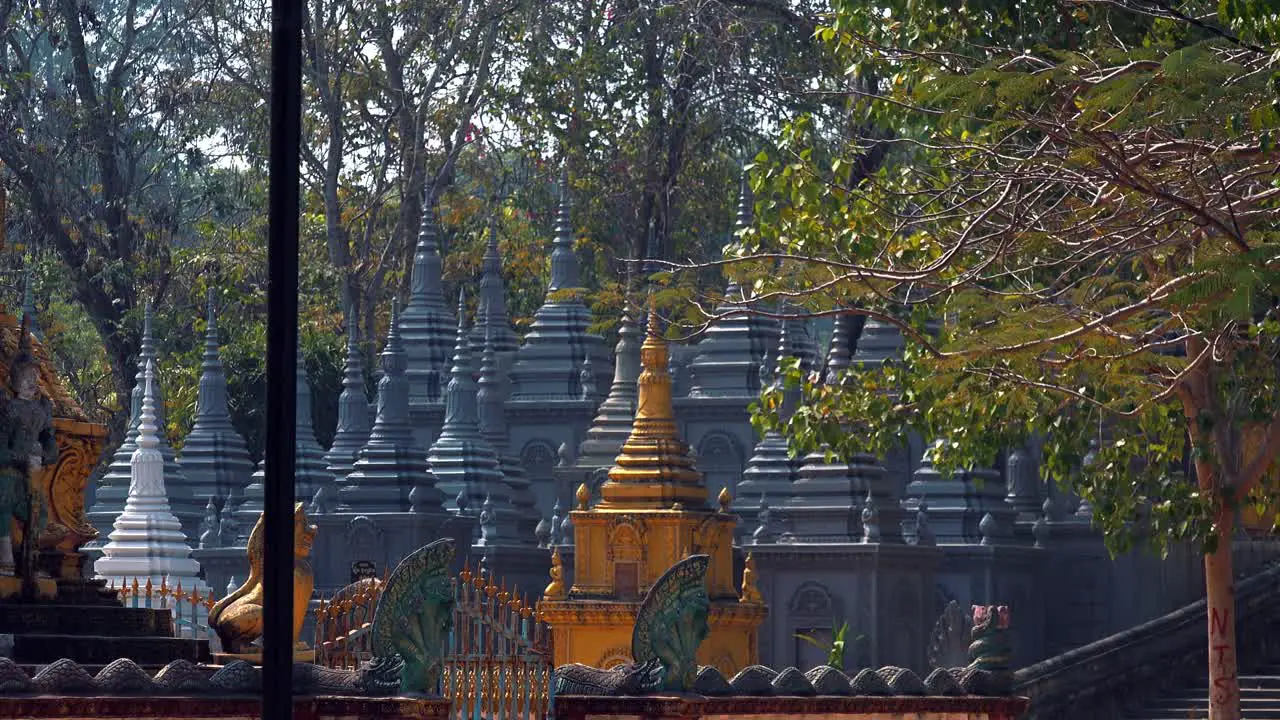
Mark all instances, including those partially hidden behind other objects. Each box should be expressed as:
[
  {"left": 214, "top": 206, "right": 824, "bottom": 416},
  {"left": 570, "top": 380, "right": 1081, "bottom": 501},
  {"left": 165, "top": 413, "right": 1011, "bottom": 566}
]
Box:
[{"left": 538, "top": 302, "right": 766, "bottom": 675}]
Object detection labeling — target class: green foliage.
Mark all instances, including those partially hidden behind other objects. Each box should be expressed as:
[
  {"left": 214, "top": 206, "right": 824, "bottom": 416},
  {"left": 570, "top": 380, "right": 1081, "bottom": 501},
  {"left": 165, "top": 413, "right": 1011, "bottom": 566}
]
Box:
[
  {"left": 739, "top": 0, "right": 1280, "bottom": 561},
  {"left": 794, "top": 620, "right": 858, "bottom": 669}
]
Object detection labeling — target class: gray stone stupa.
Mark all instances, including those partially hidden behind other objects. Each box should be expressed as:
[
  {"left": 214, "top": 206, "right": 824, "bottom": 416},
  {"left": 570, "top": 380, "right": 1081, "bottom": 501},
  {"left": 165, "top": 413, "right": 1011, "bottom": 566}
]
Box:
[
  {"left": 687, "top": 171, "right": 779, "bottom": 397},
  {"left": 469, "top": 215, "right": 520, "bottom": 355},
  {"left": 478, "top": 325, "right": 540, "bottom": 541},
  {"left": 904, "top": 441, "right": 1011, "bottom": 545},
  {"left": 575, "top": 297, "right": 641, "bottom": 469},
  {"left": 177, "top": 290, "right": 253, "bottom": 512},
  {"left": 822, "top": 311, "right": 863, "bottom": 383},
  {"left": 731, "top": 351, "right": 797, "bottom": 538},
  {"left": 88, "top": 302, "right": 199, "bottom": 545},
  {"left": 782, "top": 314, "right": 863, "bottom": 543},
  {"left": 399, "top": 195, "right": 456, "bottom": 405},
  {"left": 428, "top": 292, "right": 513, "bottom": 529},
  {"left": 509, "top": 170, "right": 611, "bottom": 400},
  {"left": 340, "top": 302, "right": 440, "bottom": 512},
  {"left": 326, "top": 313, "right": 372, "bottom": 482},
  {"left": 238, "top": 339, "right": 339, "bottom": 535}
]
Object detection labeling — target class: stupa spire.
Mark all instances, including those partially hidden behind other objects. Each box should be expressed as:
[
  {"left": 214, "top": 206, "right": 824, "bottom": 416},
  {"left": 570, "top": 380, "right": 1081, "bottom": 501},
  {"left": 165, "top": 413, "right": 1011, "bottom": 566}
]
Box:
[
  {"left": 177, "top": 289, "right": 253, "bottom": 513},
  {"left": 238, "top": 335, "right": 338, "bottom": 531},
  {"left": 548, "top": 167, "right": 579, "bottom": 292},
  {"left": 823, "top": 312, "right": 856, "bottom": 383},
  {"left": 95, "top": 359, "right": 206, "bottom": 590},
  {"left": 731, "top": 349, "right": 797, "bottom": 539},
  {"left": 399, "top": 193, "right": 456, "bottom": 404},
  {"left": 326, "top": 310, "right": 372, "bottom": 482},
  {"left": 292, "top": 339, "right": 337, "bottom": 500},
  {"left": 470, "top": 214, "right": 519, "bottom": 354},
  {"left": 599, "top": 299, "right": 705, "bottom": 509},
  {"left": 726, "top": 168, "right": 752, "bottom": 296},
  {"left": 341, "top": 301, "right": 443, "bottom": 513}
]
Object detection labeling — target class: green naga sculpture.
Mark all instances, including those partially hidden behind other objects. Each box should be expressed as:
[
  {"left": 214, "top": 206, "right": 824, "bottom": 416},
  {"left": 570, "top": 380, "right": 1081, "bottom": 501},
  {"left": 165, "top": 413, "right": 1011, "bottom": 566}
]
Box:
[
  {"left": 369, "top": 538, "right": 456, "bottom": 695},
  {"left": 553, "top": 553, "right": 712, "bottom": 696},
  {"left": 631, "top": 553, "right": 712, "bottom": 692}
]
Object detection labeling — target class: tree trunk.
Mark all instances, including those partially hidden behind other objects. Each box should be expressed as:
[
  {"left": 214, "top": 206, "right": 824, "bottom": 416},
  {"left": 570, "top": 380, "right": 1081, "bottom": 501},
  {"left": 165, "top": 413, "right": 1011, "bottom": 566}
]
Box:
[{"left": 1205, "top": 485, "right": 1240, "bottom": 720}]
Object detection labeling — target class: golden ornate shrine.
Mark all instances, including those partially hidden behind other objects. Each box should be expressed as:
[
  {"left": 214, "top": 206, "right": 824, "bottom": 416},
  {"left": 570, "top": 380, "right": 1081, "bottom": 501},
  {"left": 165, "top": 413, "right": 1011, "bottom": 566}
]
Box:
[
  {"left": 0, "top": 307, "right": 109, "bottom": 576},
  {"left": 539, "top": 303, "right": 766, "bottom": 676}
]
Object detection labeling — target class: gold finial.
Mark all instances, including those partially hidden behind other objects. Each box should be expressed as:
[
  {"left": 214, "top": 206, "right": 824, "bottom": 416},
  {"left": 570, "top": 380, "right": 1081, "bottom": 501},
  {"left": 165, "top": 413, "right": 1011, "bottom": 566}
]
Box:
[
  {"left": 575, "top": 483, "right": 590, "bottom": 511},
  {"left": 718, "top": 487, "right": 732, "bottom": 513},
  {"left": 740, "top": 552, "right": 763, "bottom": 605},
  {"left": 543, "top": 548, "right": 567, "bottom": 601},
  {"left": 599, "top": 295, "right": 705, "bottom": 509}
]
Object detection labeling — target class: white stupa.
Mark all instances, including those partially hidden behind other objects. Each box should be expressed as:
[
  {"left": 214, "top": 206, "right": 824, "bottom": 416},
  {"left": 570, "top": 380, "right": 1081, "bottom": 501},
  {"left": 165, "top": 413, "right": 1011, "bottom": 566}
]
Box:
[{"left": 95, "top": 358, "right": 208, "bottom": 610}]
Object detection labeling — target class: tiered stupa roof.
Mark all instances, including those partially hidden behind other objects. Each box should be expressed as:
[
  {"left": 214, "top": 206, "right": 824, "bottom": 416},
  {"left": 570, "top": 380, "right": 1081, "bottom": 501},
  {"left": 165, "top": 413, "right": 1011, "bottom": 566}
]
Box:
[
  {"left": 94, "top": 359, "right": 205, "bottom": 590},
  {"left": 427, "top": 293, "right": 515, "bottom": 538},
  {"left": 177, "top": 290, "right": 253, "bottom": 510},
  {"left": 573, "top": 297, "right": 641, "bottom": 469},
  {"left": 598, "top": 302, "right": 706, "bottom": 510},
  {"left": 469, "top": 217, "right": 520, "bottom": 355},
  {"left": 509, "top": 172, "right": 611, "bottom": 400},
  {"left": 89, "top": 303, "right": 198, "bottom": 542},
  {"left": 399, "top": 198, "right": 456, "bottom": 404},
  {"left": 340, "top": 302, "right": 442, "bottom": 513},
  {"left": 687, "top": 172, "right": 779, "bottom": 397},
  {"left": 477, "top": 326, "right": 540, "bottom": 542},
  {"left": 325, "top": 316, "right": 372, "bottom": 482}
]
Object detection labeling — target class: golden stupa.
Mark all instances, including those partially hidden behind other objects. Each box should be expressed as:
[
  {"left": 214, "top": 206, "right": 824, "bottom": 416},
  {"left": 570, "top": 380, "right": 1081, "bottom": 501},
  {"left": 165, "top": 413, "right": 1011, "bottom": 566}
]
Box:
[{"left": 538, "top": 301, "right": 766, "bottom": 675}]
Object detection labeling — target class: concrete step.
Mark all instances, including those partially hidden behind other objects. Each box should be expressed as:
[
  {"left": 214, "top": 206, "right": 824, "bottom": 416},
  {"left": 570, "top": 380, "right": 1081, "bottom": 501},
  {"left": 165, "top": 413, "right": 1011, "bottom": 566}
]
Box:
[
  {"left": 10, "top": 634, "right": 209, "bottom": 666},
  {"left": 0, "top": 604, "right": 174, "bottom": 637}
]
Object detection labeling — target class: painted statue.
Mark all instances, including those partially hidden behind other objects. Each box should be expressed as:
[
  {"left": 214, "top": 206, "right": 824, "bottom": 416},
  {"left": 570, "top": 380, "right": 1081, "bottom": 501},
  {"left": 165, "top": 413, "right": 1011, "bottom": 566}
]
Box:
[
  {"left": 208, "top": 503, "right": 318, "bottom": 654},
  {"left": 369, "top": 537, "right": 456, "bottom": 695},
  {"left": 968, "top": 604, "right": 1012, "bottom": 671},
  {"left": 554, "top": 553, "right": 712, "bottom": 696},
  {"left": 0, "top": 348, "right": 57, "bottom": 575}
]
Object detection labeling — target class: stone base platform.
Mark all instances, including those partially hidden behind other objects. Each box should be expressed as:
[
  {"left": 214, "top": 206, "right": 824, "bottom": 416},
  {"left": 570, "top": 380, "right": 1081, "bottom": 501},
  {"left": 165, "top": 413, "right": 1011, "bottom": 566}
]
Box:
[
  {"left": 0, "top": 598, "right": 209, "bottom": 665},
  {"left": 0, "top": 696, "right": 450, "bottom": 720},
  {"left": 11, "top": 634, "right": 207, "bottom": 665}
]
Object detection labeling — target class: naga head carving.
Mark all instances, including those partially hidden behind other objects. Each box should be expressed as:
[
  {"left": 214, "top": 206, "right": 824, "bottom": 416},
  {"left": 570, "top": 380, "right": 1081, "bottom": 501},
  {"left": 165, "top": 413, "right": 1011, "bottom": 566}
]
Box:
[
  {"left": 370, "top": 538, "right": 456, "bottom": 695},
  {"left": 631, "top": 554, "right": 711, "bottom": 692}
]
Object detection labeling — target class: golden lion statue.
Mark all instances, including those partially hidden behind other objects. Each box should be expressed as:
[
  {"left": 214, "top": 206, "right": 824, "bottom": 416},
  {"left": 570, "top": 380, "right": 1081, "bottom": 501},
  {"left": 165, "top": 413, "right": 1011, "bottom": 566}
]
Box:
[{"left": 208, "top": 502, "right": 317, "bottom": 655}]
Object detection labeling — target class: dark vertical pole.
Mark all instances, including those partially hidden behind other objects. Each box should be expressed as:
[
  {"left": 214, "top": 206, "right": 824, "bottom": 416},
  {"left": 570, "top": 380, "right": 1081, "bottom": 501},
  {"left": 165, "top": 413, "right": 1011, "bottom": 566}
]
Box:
[{"left": 264, "top": 0, "right": 302, "bottom": 711}]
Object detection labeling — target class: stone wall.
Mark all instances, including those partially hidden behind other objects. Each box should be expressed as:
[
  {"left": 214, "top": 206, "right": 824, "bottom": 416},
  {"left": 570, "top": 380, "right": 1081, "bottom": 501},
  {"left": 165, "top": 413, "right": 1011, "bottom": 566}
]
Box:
[
  {"left": 0, "top": 696, "right": 450, "bottom": 720},
  {"left": 553, "top": 696, "right": 1028, "bottom": 720}
]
